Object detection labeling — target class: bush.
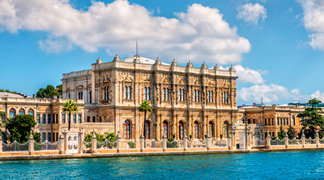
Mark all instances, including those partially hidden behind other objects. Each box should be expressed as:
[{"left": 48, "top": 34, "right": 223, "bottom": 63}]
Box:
[
  {"left": 128, "top": 141, "right": 136, "bottom": 149},
  {"left": 167, "top": 138, "right": 178, "bottom": 148}
]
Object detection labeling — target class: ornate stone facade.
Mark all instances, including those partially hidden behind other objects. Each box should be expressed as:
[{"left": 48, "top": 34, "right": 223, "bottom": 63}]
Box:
[{"left": 62, "top": 55, "right": 239, "bottom": 141}]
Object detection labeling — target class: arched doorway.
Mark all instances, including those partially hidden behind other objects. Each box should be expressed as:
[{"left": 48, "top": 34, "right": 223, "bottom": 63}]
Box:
[
  {"left": 194, "top": 121, "right": 199, "bottom": 139},
  {"left": 179, "top": 121, "right": 184, "bottom": 140},
  {"left": 145, "top": 120, "right": 150, "bottom": 139},
  {"left": 223, "top": 121, "right": 229, "bottom": 138},
  {"left": 123, "top": 120, "right": 131, "bottom": 139},
  {"left": 163, "top": 120, "right": 168, "bottom": 138},
  {"left": 209, "top": 121, "right": 214, "bottom": 137}
]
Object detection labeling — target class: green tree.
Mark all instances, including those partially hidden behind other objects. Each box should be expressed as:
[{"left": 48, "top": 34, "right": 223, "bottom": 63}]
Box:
[
  {"left": 36, "top": 85, "right": 59, "bottom": 98},
  {"left": 138, "top": 100, "right": 152, "bottom": 143},
  {"left": 62, "top": 99, "right": 78, "bottom": 131},
  {"left": 5, "top": 115, "right": 36, "bottom": 143},
  {"left": 298, "top": 99, "right": 324, "bottom": 138},
  {"left": 278, "top": 125, "right": 285, "bottom": 140},
  {"left": 33, "top": 132, "right": 41, "bottom": 143},
  {"left": 106, "top": 133, "right": 117, "bottom": 142},
  {"left": 287, "top": 126, "right": 296, "bottom": 140},
  {"left": 57, "top": 84, "right": 63, "bottom": 97}
]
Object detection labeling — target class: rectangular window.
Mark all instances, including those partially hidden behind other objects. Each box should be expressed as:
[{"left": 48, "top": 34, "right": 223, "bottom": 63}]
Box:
[
  {"left": 47, "top": 133, "right": 51, "bottom": 142},
  {"left": 73, "top": 114, "right": 76, "bottom": 123},
  {"left": 42, "top": 114, "right": 46, "bottom": 124},
  {"left": 42, "top": 133, "right": 46, "bottom": 142},
  {"left": 53, "top": 114, "right": 55, "bottom": 124},
  {"left": 78, "top": 114, "right": 82, "bottom": 123},
  {"left": 37, "top": 114, "right": 40, "bottom": 124},
  {"left": 147, "top": 87, "right": 150, "bottom": 100},
  {"left": 56, "top": 133, "right": 58, "bottom": 142},
  {"left": 56, "top": 114, "right": 58, "bottom": 123},
  {"left": 47, "top": 114, "right": 51, "bottom": 124},
  {"left": 87, "top": 116, "right": 90, "bottom": 122},
  {"left": 92, "top": 116, "right": 95, "bottom": 122},
  {"left": 62, "top": 114, "right": 66, "bottom": 123}
]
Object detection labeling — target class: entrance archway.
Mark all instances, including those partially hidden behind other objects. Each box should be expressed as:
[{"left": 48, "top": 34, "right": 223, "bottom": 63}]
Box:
[{"left": 179, "top": 121, "right": 184, "bottom": 140}]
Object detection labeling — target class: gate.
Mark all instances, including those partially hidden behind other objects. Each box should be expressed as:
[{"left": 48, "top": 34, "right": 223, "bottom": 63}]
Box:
[
  {"left": 239, "top": 132, "right": 246, "bottom": 149},
  {"left": 67, "top": 133, "right": 79, "bottom": 154}
]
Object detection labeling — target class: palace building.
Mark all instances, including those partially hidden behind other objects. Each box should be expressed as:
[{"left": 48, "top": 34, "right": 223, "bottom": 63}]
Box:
[{"left": 62, "top": 55, "right": 239, "bottom": 141}]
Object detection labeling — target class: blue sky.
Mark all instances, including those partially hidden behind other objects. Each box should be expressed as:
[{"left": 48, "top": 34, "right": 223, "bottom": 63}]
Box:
[{"left": 0, "top": 0, "right": 323, "bottom": 105}]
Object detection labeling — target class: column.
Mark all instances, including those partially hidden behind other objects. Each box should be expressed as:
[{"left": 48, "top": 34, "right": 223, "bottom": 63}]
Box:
[
  {"left": 91, "top": 133, "right": 97, "bottom": 153},
  {"left": 301, "top": 130, "right": 305, "bottom": 148},
  {"left": 28, "top": 131, "right": 35, "bottom": 155},
  {"left": 117, "top": 133, "right": 121, "bottom": 153},
  {"left": 316, "top": 131, "right": 320, "bottom": 148},
  {"left": 140, "top": 135, "right": 144, "bottom": 152},
  {"left": 78, "top": 129, "right": 83, "bottom": 154},
  {"left": 59, "top": 134, "right": 64, "bottom": 154},
  {"left": 284, "top": 131, "right": 288, "bottom": 149}
]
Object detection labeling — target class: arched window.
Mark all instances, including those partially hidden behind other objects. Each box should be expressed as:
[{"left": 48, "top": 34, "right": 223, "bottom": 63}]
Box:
[
  {"left": 209, "top": 121, "right": 214, "bottom": 137},
  {"left": 19, "top": 108, "right": 25, "bottom": 115},
  {"left": 145, "top": 120, "right": 150, "bottom": 139},
  {"left": 179, "top": 121, "right": 184, "bottom": 140},
  {"left": 103, "top": 86, "right": 109, "bottom": 100},
  {"left": 9, "top": 108, "right": 16, "bottom": 118},
  {"left": 28, "top": 109, "right": 34, "bottom": 116},
  {"left": 163, "top": 120, "right": 168, "bottom": 138},
  {"left": 124, "top": 120, "right": 131, "bottom": 139},
  {"left": 181, "top": 89, "right": 184, "bottom": 101},
  {"left": 292, "top": 116, "right": 295, "bottom": 125},
  {"left": 194, "top": 121, "right": 199, "bottom": 139}
]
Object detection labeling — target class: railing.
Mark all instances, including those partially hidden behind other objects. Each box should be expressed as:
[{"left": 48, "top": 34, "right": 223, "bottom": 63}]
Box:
[
  {"left": 254, "top": 138, "right": 266, "bottom": 147},
  {"left": 34, "top": 141, "right": 58, "bottom": 151},
  {"left": 288, "top": 138, "right": 301, "bottom": 145},
  {"left": 212, "top": 139, "right": 228, "bottom": 147},
  {"left": 320, "top": 138, "right": 324, "bottom": 144},
  {"left": 2, "top": 141, "right": 29, "bottom": 152},
  {"left": 305, "top": 138, "right": 316, "bottom": 144},
  {"left": 270, "top": 138, "right": 285, "bottom": 146}
]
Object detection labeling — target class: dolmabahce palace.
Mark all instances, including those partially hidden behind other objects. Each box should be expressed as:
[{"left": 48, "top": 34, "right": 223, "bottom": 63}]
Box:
[{"left": 1, "top": 55, "right": 320, "bottom": 149}]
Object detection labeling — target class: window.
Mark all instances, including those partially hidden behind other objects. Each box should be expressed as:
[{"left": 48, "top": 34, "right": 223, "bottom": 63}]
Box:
[
  {"left": 272, "top": 118, "right": 274, "bottom": 125},
  {"left": 178, "top": 89, "right": 185, "bottom": 102},
  {"left": 163, "top": 120, "right": 168, "bottom": 138},
  {"left": 223, "top": 92, "right": 229, "bottom": 104},
  {"left": 42, "top": 114, "right": 46, "bottom": 124},
  {"left": 37, "top": 114, "right": 40, "bottom": 123},
  {"left": 210, "top": 91, "right": 213, "bottom": 103},
  {"left": 207, "top": 91, "right": 209, "bottom": 103},
  {"left": 48, "top": 133, "right": 51, "bottom": 142},
  {"left": 103, "top": 86, "right": 109, "bottom": 100},
  {"left": 87, "top": 116, "right": 90, "bottom": 122},
  {"left": 73, "top": 114, "right": 76, "bottom": 123},
  {"left": 56, "top": 114, "right": 58, "bottom": 123},
  {"left": 253, "top": 119, "right": 255, "bottom": 124},
  {"left": 181, "top": 89, "right": 184, "bottom": 101},
  {"left": 196, "top": 90, "right": 199, "bottom": 102},
  {"left": 124, "top": 120, "right": 131, "bottom": 139},
  {"left": 78, "top": 91, "right": 83, "bottom": 99},
  {"left": 145, "top": 120, "right": 150, "bottom": 139},
  {"left": 124, "top": 86, "right": 127, "bottom": 99},
  {"left": 178, "top": 89, "right": 181, "bottom": 101},
  {"left": 124, "top": 86, "right": 132, "bottom": 100},
  {"left": 92, "top": 116, "right": 95, "bottom": 122},
  {"left": 28, "top": 109, "right": 34, "bottom": 116},
  {"left": 56, "top": 133, "right": 58, "bottom": 142},
  {"left": 48, "top": 114, "right": 51, "bottom": 124},
  {"left": 144, "top": 87, "right": 150, "bottom": 100},
  {"left": 42, "top": 133, "right": 46, "bottom": 142},
  {"left": 248, "top": 119, "right": 251, "bottom": 124},
  {"left": 292, "top": 116, "right": 295, "bottom": 125},
  {"left": 19, "top": 108, "right": 25, "bottom": 115},
  {"left": 89, "top": 91, "right": 92, "bottom": 103},
  {"left": 166, "top": 88, "right": 169, "bottom": 101},
  {"left": 277, "top": 118, "right": 279, "bottom": 125},
  {"left": 9, "top": 108, "right": 16, "bottom": 118},
  {"left": 265, "top": 119, "right": 267, "bottom": 125},
  {"left": 78, "top": 114, "right": 82, "bottom": 123},
  {"left": 194, "top": 90, "right": 200, "bottom": 102},
  {"left": 163, "top": 88, "right": 166, "bottom": 101},
  {"left": 62, "top": 114, "right": 66, "bottom": 123}
]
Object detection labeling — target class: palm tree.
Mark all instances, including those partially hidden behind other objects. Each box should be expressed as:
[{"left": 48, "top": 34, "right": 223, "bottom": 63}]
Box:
[
  {"left": 138, "top": 100, "right": 152, "bottom": 146},
  {"left": 63, "top": 99, "right": 78, "bottom": 131}
]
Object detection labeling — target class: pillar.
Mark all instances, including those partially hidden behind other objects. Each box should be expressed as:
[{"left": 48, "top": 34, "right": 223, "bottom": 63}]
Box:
[
  {"left": 59, "top": 134, "right": 64, "bottom": 154},
  {"left": 183, "top": 135, "right": 188, "bottom": 151},
  {"left": 62, "top": 131, "right": 68, "bottom": 154},
  {"left": 28, "top": 131, "right": 35, "bottom": 155},
  {"left": 246, "top": 130, "right": 251, "bottom": 150},
  {"left": 162, "top": 135, "right": 167, "bottom": 151},
  {"left": 266, "top": 130, "right": 271, "bottom": 149},
  {"left": 228, "top": 133, "right": 232, "bottom": 150},
  {"left": 316, "top": 131, "right": 320, "bottom": 148},
  {"left": 206, "top": 135, "right": 211, "bottom": 150},
  {"left": 91, "top": 133, "right": 97, "bottom": 153},
  {"left": 140, "top": 134, "right": 144, "bottom": 152},
  {"left": 301, "top": 130, "right": 305, "bottom": 148},
  {"left": 0, "top": 135, "right": 2, "bottom": 153},
  {"left": 78, "top": 129, "right": 83, "bottom": 154},
  {"left": 117, "top": 133, "right": 121, "bottom": 153},
  {"left": 284, "top": 131, "right": 288, "bottom": 149}
]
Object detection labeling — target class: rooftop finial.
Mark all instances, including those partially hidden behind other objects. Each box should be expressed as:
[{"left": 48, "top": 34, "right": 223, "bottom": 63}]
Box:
[{"left": 136, "top": 39, "right": 138, "bottom": 56}]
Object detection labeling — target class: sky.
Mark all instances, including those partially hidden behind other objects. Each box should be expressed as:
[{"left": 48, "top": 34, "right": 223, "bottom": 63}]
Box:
[{"left": 0, "top": 0, "right": 324, "bottom": 105}]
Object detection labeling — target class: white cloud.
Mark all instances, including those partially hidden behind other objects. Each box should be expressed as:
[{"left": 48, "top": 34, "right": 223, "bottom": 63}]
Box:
[
  {"left": 236, "top": 3, "right": 267, "bottom": 25},
  {"left": 0, "top": 0, "right": 251, "bottom": 64},
  {"left": 234, "top": 65, "right": 265, "bottom": 84},
  {"left": 238, "top": 83, "right": 324, "bottom": 104},
  {"left": 39, "top": 38, "right": 73, "bottom": 53},
  {"left": 300, "top": 0, "right": 324, "bottom": 50}
]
